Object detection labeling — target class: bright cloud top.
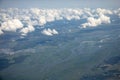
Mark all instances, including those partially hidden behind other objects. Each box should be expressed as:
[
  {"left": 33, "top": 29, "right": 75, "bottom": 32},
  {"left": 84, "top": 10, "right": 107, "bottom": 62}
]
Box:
[
  {"left": 0, "top": 19, "right": 23, "bottom": 34},
  {"left": 20, "top": 25, "right": 35, "bottom": 36},
  {"left": 41, "top": 28, "right": 58, "bottom": 36},
  {"left": 0, "top": 8, "right": 120, "bottom": 36},
  {"left": 82, "top": 14, "right": 111, "bottom": 28}
]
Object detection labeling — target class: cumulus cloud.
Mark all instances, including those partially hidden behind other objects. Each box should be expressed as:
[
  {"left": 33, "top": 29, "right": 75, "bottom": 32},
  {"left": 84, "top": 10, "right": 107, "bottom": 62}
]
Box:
[
  {"left": 52, "top": 29, "right": 59, "bottom": 34},
  {"left": 41, "top": 28, "right": 58, "bottom": 36},
  {"left": 114, "top": 8, "right": 120, "bottom": 18},
  {"left": 39, "top": 16, "right": 47, "bottom": 26},
  {"left": 81, "top": 14, "right": 111, "bottom": 28},
  {"left": 0, "top": 8, "right": 119, "bottom": 36},
  {"left": 96, "top": 8, "right": 113, "bottom": 15},
  {"left": 20, "top": 25, "right": 35, "bottom": 36},
  {"left": 0, "top": 19, "right": 23, "bottom": 34}
]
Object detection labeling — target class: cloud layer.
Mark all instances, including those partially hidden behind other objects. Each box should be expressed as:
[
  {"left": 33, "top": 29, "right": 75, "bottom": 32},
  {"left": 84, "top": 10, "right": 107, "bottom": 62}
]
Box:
[{"left": 0, "top": 8, "right": 120, "bottom": 36}]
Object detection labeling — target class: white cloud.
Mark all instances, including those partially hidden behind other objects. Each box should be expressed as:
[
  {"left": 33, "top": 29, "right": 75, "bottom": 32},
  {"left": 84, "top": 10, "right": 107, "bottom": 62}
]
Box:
[
  {"left": 20, "top": 25, "right": 35, "bottom": 36},
  {"left": 30, "top": 8, "right": 40, "bottom": 15},
  {"left": 114, "top": 8, "right": 120, "bottom": 18},
  {"left": 52, "top": 29, "right": 59, "bottom": 34},
  {"left": 96, "top": 8, "right": 113, "bottom": 15},
  {"left": 81, "top": 14, "right": 111, "bottom": 28},
  {"left": 99, "top": 14, "right": 111, "bottom": 24},
  {"left": 41, "top": 29, "right": 53, "bottom": 36},
  {"left": 39, "top": 16, "right": 46, "bottom": 26},
  {"left": 1, "top": 19, "right": 23, "bottom": 32},
  {"left": 0, "top": 8, "right": 119, "bottom": 36},
  {"left": 41, "top": 28, "right": 58, "bottom": 36}
]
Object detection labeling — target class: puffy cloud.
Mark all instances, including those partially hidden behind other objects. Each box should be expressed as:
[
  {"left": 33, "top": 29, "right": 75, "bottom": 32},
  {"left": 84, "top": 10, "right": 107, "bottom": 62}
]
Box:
[
  {"left": 96, "top": 8, "right": 113, "bottom": 15},
  {"left": 41, "top": 29, "right": 53, "bottom": 36},
  {"left": 114, "top": 8, "right": 120, "bottom": 18},
  {"left": 41, "top": 28, "right": 58, "bottom": 36},
  {"left": 99, "top": 14, "right": 111, "bottom": 24},
  {"left": 39, "top": 16, "right": 46, "bottom": 26},
  {"left": 52, "top": 29, "right": 59, "bottom": 34},
  {"left": 81, "top": 14, "right": 111, "bottom": 28},
  {"left": 20, "top": 25, "right": 35, "bottom": 36},
  {"left": 0, "top": 8, "right": 119, "bottom": 36},
  {"left": 0, "top": 19, "right": 23, "bottom": 32},
  {"left": 30, "top": 8, "right": 40, "bottom": 15}
]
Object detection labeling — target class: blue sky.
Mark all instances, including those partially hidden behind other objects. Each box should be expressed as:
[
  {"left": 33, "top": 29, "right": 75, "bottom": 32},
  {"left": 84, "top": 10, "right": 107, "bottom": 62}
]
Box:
[{"left": 0, "top": 0, "right": 119, "bottom": 8}]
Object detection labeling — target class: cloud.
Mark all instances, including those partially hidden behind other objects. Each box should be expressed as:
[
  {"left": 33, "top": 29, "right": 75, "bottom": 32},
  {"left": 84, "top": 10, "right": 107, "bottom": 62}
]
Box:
[
  {"left": 96, "top": 8, "right": 113, "bottom": 15},
  {"left": 39, "top": 16, "right": 47, "bottom": 26},
  {"left": 0, "top": 8, "right": 119, "bottom": 36},
  {"left": 20, "top": 25, "right": 35, "bottom": 36},
  {"left": 41, "top": 29, "right": 53, "bottom": 36},
  {"left": 0, "top": 19, "right": 23, "bottom": 33},
  {"left": 41, "top": 28, "right": 58, "bottom": 36},
  {"left": 52, "top": 29, "right": 59, "bottom": 34},
  {"left": 114, "top": 8, "right": 120, "bottom": 18},
  {"left": 81, "top": 14, "right": 111, "bottom": 28}
]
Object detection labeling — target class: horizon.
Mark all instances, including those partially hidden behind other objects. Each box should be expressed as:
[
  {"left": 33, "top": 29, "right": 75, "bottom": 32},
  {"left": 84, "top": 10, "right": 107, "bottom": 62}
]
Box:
[{"left": 0, "top": 0, "right": 120, "bottom": 9}]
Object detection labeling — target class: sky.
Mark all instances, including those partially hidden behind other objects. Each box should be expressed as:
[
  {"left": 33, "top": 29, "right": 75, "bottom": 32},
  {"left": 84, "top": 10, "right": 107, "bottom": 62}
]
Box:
[{"left": 0, "top": 0, "right": 120, "bottom": 9}]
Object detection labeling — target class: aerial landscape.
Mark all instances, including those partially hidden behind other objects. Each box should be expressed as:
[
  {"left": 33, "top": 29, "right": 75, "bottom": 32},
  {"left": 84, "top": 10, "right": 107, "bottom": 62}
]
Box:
[{"left": 0, "top": 0, "right": 120, "bottom": 80}]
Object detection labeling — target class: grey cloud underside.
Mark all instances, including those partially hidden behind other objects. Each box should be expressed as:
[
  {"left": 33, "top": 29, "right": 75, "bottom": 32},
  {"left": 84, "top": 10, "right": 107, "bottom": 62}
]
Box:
[{"left": 0, "top": 8, "right": 120, "bottom": 36}]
